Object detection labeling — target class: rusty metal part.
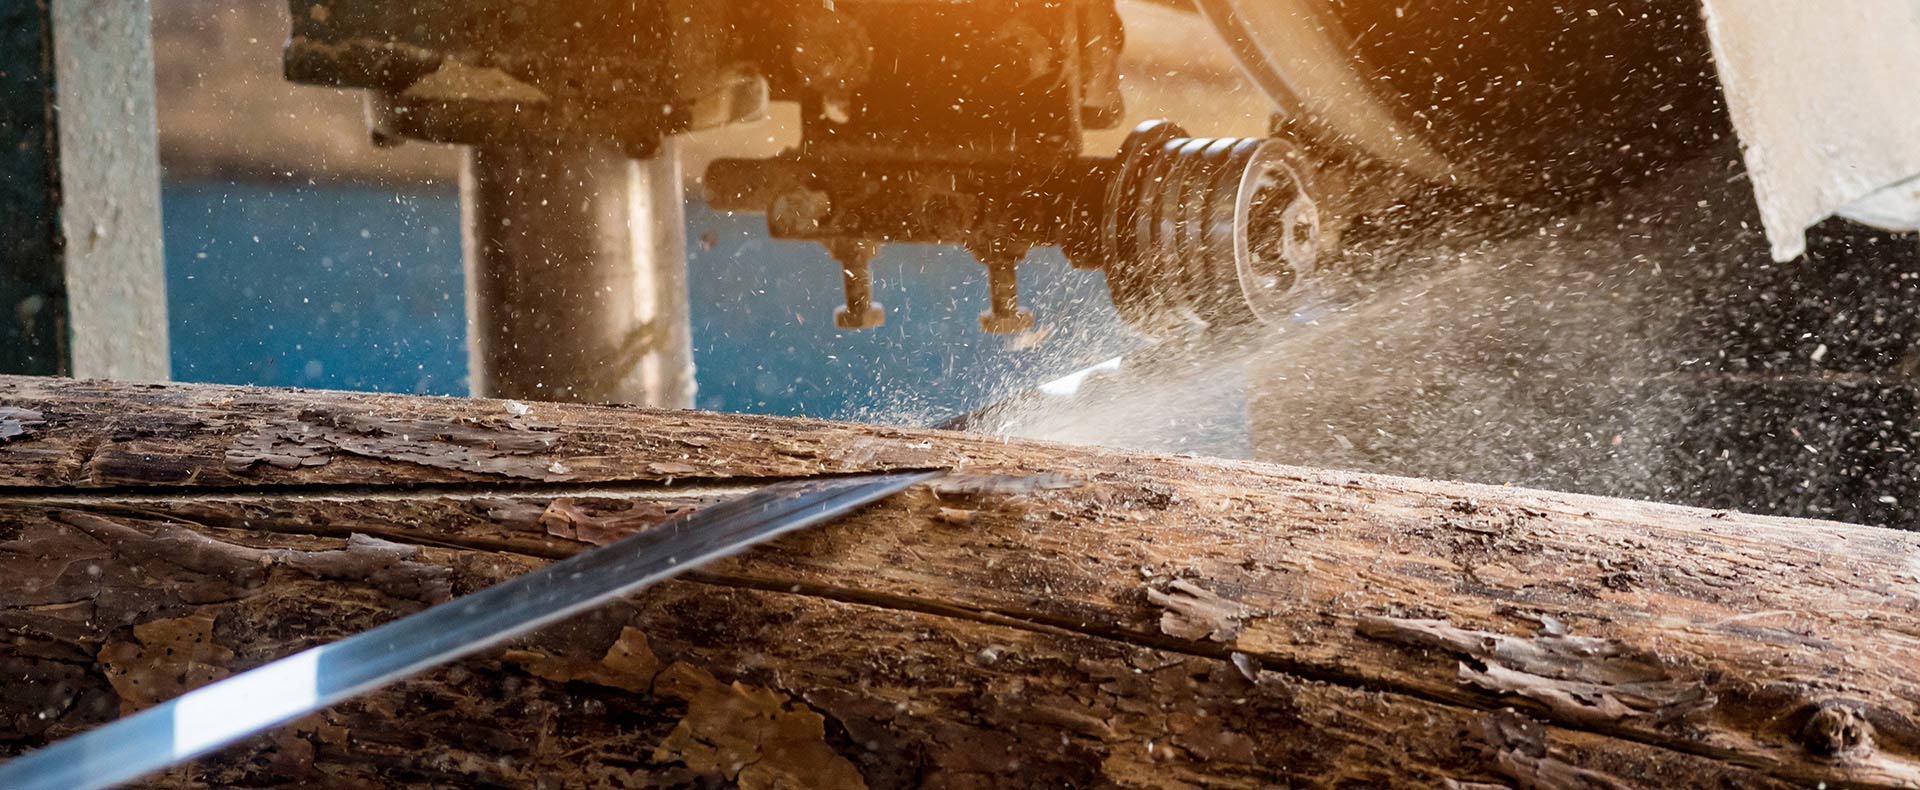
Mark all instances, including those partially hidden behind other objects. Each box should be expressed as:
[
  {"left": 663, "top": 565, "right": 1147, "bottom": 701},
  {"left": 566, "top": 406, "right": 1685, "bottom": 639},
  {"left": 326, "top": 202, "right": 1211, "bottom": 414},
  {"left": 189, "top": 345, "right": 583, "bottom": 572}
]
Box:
[
  {"left": 710, "top": 119, "right": 1328, "bottom": 336},
  {"left": 768, "top": 187, "right": 834, "bottom": 239},
  {"left": 699, "top": 0, "right": 1126, "bottom": 334}
]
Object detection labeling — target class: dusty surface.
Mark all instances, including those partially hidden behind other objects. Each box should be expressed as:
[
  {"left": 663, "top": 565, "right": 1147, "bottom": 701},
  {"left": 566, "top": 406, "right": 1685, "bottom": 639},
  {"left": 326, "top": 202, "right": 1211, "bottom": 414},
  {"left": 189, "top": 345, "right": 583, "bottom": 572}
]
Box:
[{"left": 2, "top": 376, "right": 1919, "bottom": 787}]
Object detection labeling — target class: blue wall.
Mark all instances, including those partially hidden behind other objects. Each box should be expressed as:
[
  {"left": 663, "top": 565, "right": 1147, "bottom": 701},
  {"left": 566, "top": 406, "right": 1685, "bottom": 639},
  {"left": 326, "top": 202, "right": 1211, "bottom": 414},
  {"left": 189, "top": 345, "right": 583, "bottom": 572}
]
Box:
[{"left": 161, "top": 182, "right": 1136, "bottom": 423}]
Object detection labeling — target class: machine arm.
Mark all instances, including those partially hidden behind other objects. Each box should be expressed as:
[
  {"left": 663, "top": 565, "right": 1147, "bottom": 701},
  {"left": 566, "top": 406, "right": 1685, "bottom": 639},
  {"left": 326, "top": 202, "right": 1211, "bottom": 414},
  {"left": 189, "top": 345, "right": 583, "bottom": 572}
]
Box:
[{"left": 282, "top": 0, "right": 1326, "bottom": 337}]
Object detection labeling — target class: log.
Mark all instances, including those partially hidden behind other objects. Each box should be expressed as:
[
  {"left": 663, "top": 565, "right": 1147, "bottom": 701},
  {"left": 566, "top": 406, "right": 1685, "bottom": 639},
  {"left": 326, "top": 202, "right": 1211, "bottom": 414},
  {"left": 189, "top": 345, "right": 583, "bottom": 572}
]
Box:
[{"left": 1, "top": 375, "right": 1918, "bottom": 789}]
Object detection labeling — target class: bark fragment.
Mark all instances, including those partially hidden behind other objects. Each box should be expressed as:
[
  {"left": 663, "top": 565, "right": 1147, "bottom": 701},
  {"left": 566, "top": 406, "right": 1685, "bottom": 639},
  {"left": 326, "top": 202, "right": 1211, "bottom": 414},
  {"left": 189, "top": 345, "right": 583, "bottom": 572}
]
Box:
[
  {"left": 1149, "top": 580, "right": 1253, "bottom": 643},
  {"left": 56, "top": 512, "right": 452, "bottom": 604},
  {"left": 273, "top": 533, "right": 455, "bottom": 603},
  {"left": 540, "top": 498, "right": 695, "bottom": 546},
  {"left": 1479, "top": 711, "right": 1637, "bottom": 790},
  {"left": 98, "top": 613, "right": 234, "bottom": 714},
  {"left": 0, "top": 407, "right": 47, "bottom": 443},
  {"left": 927, "top": 472, "right": 1080, "bottom": 497},
  {"left": 226, "top": 409, "right": 569, "bottom": 480},
  {"left": 653, "top": 662, "right": 868, "bottom": 790},
  {"left": 506, "top": 626, "right": 663, "bottom": 693},
  {"left": 1357, "top": 616, "right": 1710, "bottom": 725}
]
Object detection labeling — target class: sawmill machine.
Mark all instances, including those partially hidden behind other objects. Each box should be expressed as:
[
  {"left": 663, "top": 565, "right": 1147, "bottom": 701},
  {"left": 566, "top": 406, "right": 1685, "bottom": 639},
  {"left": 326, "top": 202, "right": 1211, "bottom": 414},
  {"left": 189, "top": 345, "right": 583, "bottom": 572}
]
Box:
[
  {"left": 283, "top": 0, "right": 1920, "bottom": 523},
  {"left": 280, "top": 0, "right": 1918, "bottom": 331},
  {"left": 278, "top": 0, "right": 1738, "bottom": 334}
]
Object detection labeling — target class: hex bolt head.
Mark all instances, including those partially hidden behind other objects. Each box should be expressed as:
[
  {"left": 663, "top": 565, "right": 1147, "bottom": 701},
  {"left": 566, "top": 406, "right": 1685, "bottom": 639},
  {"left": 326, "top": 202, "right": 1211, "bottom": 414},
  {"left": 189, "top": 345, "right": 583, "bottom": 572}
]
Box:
[
  {"left": 836, "top": 302, "right": 887, "bottom": 330},
  {"left": 825, "top": 238, "right": 884, "bottom": 330},
  {"left": 970, "top": 245, "right": 1034, "bottom": 336}
]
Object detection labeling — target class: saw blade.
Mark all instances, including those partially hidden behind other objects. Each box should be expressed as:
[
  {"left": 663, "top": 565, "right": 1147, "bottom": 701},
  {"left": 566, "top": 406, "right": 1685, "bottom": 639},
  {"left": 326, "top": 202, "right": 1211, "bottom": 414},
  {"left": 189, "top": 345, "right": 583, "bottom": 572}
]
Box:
[{"left": 0, "top": 469, "right": 942, "bottom": 790}]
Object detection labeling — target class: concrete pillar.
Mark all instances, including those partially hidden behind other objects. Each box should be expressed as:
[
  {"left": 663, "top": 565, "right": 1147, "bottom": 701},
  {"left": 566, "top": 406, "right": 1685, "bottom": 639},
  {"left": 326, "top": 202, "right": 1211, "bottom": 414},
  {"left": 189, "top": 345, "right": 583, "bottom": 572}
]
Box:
[{"left": 0, "top": 0, "right": 169, "bottom": 379}]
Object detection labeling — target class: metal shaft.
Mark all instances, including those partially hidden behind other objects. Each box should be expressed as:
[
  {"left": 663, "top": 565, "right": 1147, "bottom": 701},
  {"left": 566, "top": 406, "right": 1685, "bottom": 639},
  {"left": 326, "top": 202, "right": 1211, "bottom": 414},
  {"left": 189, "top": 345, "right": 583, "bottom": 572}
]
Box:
[
  {"left": 828, "top": 238, "right": 884, "bottom": 329},
  {"left": 976, "top": 250, "right": 1034, "bottom": 334},
  {"left": 987, "top": 260, "right": 1020, "bottom": 315},
  {"left": 461, "top": 139, "right": 694, "bottom": 406},
  {"left": 842, "top": 251, "right": 875, "bottom": 314}
]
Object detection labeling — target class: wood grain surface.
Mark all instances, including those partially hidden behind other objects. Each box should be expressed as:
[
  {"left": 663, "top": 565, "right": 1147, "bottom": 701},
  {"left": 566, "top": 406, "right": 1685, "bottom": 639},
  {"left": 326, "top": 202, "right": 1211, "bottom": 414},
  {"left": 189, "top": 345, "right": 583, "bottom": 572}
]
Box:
[{"left": 2, "top": 376, "right": 1917, "bottom": 788}]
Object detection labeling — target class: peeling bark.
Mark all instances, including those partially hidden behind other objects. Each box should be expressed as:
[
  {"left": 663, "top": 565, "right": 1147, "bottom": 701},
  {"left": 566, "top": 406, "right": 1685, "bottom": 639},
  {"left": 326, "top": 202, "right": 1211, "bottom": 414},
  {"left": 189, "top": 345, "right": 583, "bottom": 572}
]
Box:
[
  {"left": 2, "top": 376, "right": 1920, "bottom": 788},
  {"left": 98, "top": 613, "right": 233, "bottom": 714},
  {"left": 226, "top": 409, "right": 570, "bottom": 479},
  {"left": 0, "top": 406, "right": 45, "bottom": 443},
  {"left": 1356, "top": 616, "right": 1713, "bottom": 726},
  {"left": 654, "top": 661, "right": 870, "bottom": 790},
  {"left": 1148, "top": 580, "right": 1255, "bottom": 642}
]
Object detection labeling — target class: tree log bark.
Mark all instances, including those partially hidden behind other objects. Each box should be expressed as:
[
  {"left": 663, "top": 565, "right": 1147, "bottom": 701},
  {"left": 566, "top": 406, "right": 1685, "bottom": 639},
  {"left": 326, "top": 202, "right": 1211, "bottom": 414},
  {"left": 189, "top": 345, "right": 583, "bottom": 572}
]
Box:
[{"left": 1, "top": 375, "right": 1918, "bottom": 788}]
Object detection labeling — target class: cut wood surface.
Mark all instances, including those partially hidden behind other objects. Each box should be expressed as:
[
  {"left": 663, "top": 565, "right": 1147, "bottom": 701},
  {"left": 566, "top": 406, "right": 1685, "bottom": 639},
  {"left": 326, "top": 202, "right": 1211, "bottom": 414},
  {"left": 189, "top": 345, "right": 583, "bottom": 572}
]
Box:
[{"left": 2, "top": 375, "right": 1919, "bottom": 788}]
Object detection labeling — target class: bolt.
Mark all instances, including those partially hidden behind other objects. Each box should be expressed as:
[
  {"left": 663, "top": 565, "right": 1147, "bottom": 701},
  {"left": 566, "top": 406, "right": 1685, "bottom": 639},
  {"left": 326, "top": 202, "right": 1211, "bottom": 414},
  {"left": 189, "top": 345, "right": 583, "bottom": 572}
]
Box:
[
  {"left": 827, "top": 239, "right": 885, "bottom": 329},
  {"left": 975, "top": 247, "right": 1034, "bottom": 334}
]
